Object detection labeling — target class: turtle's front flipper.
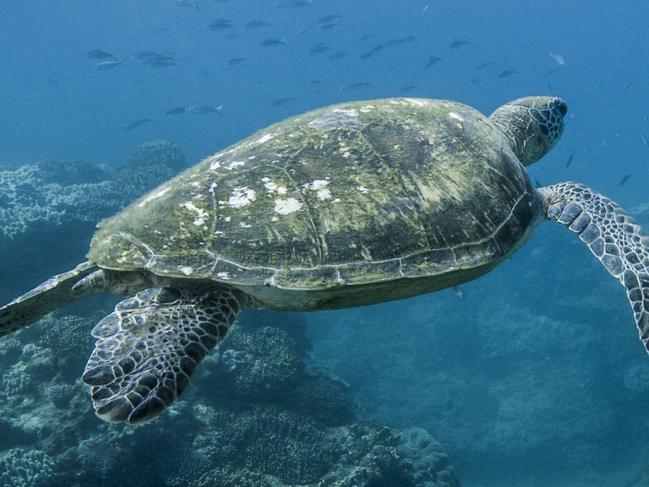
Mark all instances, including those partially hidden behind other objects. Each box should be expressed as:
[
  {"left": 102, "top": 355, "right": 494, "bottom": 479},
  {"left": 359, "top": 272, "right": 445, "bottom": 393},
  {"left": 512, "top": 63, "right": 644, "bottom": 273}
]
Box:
[
  {"left": 539, "top": 182, "right": 649, "bottom": 353},
  {"left": 82, "top": 286, "right": 241, "bottom": 424},
  {"left": 0, "top": 261, "right": 98, "bottom": 338}
]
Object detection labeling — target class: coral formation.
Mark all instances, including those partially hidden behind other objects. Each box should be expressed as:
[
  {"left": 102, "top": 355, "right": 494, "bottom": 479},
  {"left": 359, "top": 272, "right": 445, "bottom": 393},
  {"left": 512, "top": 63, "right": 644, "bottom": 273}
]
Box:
[
  {"left": 0, "top": 311, "right": 459, "bottom": 487},
  {"left": 215, "top": 324, "right": 304, "bottom": 400},
  {"left": 0, "top": 141, "right": 182, "bottom": 304},
  {"left": 0, "top": 448, "right": 56, "bottom": 487},
  {"left": 124, "top": 139, "right": 186, "bottom": 170}
]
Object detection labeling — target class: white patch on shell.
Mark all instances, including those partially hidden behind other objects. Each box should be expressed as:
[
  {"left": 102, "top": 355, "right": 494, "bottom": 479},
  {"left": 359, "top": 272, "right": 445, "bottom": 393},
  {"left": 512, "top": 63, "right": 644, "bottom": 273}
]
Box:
[
  {"left": 448, "top": 111, "right": 464, "bottom": 129},
  {"left": 254, "top": 133, "right": 276, "bottom": 145},
  {"left": 225, "top": 160, "right": 246, "bottom": 170},
  {"left": 178, "top": 265, "right": 193, "bottom": 276},
  {"left": 306, "top": 179, "right": 331, "bottom": 200},
  {"left": 309, "top": 179, "right": 329, "bottom": 190},
  {"left": 182, "top": 201, "right": 209, "bottom": 226},
  {"left": 216, "top": 271, "right": 231, "bottom": 280},
  {"left": 317, "top": 188, "right": 332, "bottom": 200},
  {"left": 262, "top": 178, "right": 288, "bottom": 195},
  {"left": 274, "top": 197, "right": 303, "bottom": 215},
  {"left": 208, "top": 158, "right": 222, "bottom": 171},
  {"left": 228, "top": 187, "right": 256, "bottom": 208},
  {"left": 339, "top": 143, "right": 352, "bottom": 159},
  {"left": 405, "top": 98, "right": 427, "bottom": 107},
  {"left": 357, "top": 185, "right": 369, "bottom": 194},
  {"left": 138, "top": 186, "right": 171, "bottom": 207},
  {"left": 309, "top": 108, "right": 361, "bottom": 130}
]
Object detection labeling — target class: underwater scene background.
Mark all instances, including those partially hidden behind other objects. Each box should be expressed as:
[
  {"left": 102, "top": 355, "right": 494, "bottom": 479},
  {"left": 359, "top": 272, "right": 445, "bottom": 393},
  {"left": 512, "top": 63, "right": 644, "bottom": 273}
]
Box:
[{"left": 2, "top": 0, "right": 649, "bottom": 485}]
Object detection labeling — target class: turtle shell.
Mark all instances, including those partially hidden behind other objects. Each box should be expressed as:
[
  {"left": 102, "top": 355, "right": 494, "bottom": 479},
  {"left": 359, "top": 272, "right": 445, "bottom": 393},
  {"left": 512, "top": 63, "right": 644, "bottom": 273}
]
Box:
[{"left": 89, "top": 98, "right": 540, "bottom": 309}]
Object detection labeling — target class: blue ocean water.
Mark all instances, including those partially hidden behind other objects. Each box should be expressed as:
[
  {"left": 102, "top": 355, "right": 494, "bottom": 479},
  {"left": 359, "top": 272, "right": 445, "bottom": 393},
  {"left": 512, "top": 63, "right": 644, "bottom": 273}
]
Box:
[{"left": 2, "top": 1, "right": 649, "bottom": 485}]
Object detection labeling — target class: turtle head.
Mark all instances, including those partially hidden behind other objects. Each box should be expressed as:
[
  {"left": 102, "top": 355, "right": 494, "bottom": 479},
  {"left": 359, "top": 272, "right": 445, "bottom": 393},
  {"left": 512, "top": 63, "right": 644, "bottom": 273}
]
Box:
[{"left": 489, "top": 96, "right": 567, "bottom": 166}]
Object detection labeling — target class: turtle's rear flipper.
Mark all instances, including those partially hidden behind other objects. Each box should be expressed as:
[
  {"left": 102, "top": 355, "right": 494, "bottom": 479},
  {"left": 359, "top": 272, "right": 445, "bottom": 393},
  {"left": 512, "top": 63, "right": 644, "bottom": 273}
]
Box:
[
  {"left": 540, "top": 182, "right": 649, "bottom": 352},
  {"left": 0, "top": 261, "right": 98, "bottom": 338},
  {"left": 82, "top": 286, "right": 240, "bottom": 424}
]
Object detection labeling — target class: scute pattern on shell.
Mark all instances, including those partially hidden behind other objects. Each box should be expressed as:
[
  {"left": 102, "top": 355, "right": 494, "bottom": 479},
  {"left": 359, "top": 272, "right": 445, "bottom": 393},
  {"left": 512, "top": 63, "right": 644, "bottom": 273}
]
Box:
[{"left": 89, "top": 98, "right": 538, "bottom": 291}]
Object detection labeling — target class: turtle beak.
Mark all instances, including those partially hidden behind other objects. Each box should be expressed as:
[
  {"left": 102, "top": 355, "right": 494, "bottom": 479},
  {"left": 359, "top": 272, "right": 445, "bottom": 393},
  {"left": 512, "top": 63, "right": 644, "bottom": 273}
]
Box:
[{"left": 553, "top": 98, "right": 568, "bottom": 118}]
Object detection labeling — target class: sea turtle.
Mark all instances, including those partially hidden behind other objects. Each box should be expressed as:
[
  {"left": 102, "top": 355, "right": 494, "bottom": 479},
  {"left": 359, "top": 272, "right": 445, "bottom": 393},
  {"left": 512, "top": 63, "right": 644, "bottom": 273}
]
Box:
[{"left": 2, "top": 96, "right": 648, "bottom": 425}]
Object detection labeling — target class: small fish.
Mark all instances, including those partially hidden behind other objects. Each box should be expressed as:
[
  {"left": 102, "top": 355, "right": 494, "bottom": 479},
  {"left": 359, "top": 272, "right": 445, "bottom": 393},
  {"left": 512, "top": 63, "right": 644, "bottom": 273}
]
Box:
[
  {"left": 122, "top": 118, "right": 152, "bottom": 130},
  {"left": 623, "top": 81, "right": 634, "bottom": 93},
  {"left": 47, "top": 77, "right": 60, "bottom": 86},
  {"left": 87, "top": 49, "right": 115, "bottom": 60},
  {"left": 245, "top": 20, "right": 271, "bottom": 28},
  {"left": 426, "top": 55, "right": 441, "bottom": 68},
  {"left": 360, "top": 44, "right": 383, "bottom": 59},
  {"left": 449, "top": 40, "right": 469, "bottom": 48},
  {"left": 422, "top": 4, "right": 430, "bottom": 12},
  {"left": 498, "top": 70, "right": 516, "bottom": 78},
  {"left": 186, "top": 104, "right": 223, "bottom": 115},
  {"left": 639, "top": 129, "right": 648, "bottom": 147},
  {"left": 343, "top": 82, "right": 373, "bottom": 90},
  {"left": 400, "top": 84, "right": 417, "bottom": 92},
  {"left": 566, "top": 153, "right": 575, "bottom": 168},
  {"left": 227, "top": 57, "right": 247, "bottom": 66},
  {"left": 474, "top": 61, "right": 495, "bottom": 70},
  {"left": 165, "top": 107, "right": 187, "bottom": 115},
  {"left": 260, "top": 38, "right": 287, "bottom": 47},
  {"left": 328, "top": 51, "right": 347, "bottom": 60},
  {"left": 207, "top": 18, "right": 233, "bottom": 31},
  {"left": 271, "top": 97, "right": 294, "bottom": 107},
  {"left": 619, "top": 174, "right": 632, "bottom": 186},
  {"left": 317, "top": 14, "right": 341, "bottom": 24},
  {"left": 309, "top": 79, "right": 323, "bottom": 86},
  {"left": 94, "top": 60, "right": 123, "bottom": 70},
  {"left": 309, "top": 44, "right": 330, "bottom": 55},
  {"left": 452, "top": 286, "right": 465, "bottom": 299},
  {"left": 549, "top": 53, "right": 566, "bottom": 66}
]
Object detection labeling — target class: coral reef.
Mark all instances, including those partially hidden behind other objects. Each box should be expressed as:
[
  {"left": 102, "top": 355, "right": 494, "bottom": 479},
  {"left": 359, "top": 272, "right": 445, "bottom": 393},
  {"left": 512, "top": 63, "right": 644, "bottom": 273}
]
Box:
[
  {"left": 0, "top": 141, "right": 182, "bottom": 304},
  {"left": 0, "top": 448, "right": 56, "bottom": 487},
  {"left": 213, "top": 324, "right": 304, "bottom": 401},
  {"left": 0, "top": 141, "right": 182, "bottom": 242},
  {"left": 124, "top": 139, "right": 187, "bottom": 170},
  {"left": 0, "top": 311, "right": 459, "bottom": 487}
]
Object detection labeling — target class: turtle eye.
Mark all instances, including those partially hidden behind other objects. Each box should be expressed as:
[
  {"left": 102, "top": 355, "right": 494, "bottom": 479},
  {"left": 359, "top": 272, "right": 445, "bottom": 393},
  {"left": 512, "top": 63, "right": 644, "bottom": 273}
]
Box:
[
  {"left": 156, "top": 288, "right": 182, "bottom": 304},
  {"left": 553, "top": 99, "right": 567, "bottom": 117}
]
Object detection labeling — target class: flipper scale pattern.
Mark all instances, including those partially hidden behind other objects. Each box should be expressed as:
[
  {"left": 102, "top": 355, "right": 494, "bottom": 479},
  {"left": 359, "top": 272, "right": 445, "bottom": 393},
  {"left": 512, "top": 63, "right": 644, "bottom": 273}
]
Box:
[{"left": 540, "top": 182, "right": 649, "bottom": 350}]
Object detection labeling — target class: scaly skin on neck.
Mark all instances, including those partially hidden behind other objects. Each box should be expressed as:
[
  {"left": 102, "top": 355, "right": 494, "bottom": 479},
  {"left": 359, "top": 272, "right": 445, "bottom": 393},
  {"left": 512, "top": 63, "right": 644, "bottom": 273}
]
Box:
[{"left": 489, "top": 96, "right": 567, "bottom": 166}]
